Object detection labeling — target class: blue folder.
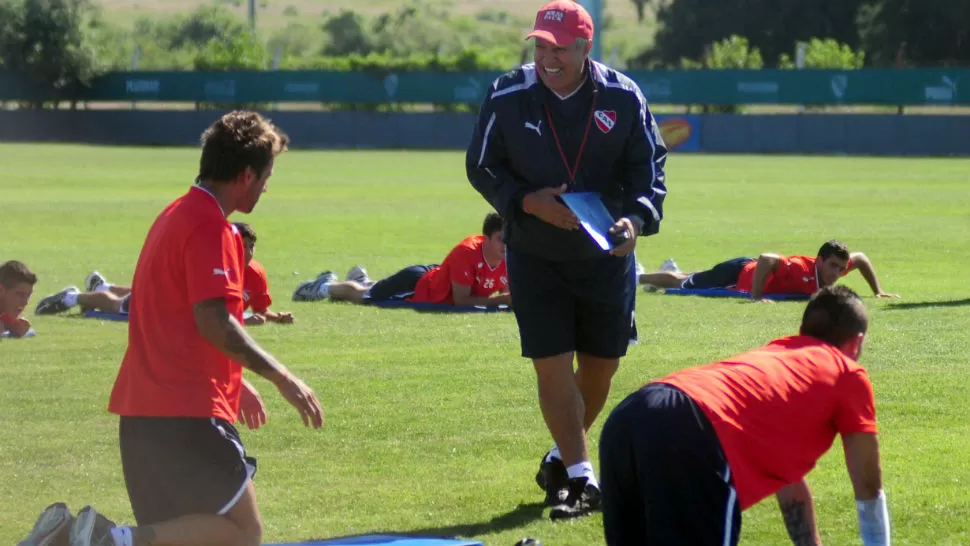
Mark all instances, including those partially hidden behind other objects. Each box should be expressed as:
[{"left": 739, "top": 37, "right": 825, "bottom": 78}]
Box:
[{"left": 559, "top": 191, "right": 617, "bottom": 251}]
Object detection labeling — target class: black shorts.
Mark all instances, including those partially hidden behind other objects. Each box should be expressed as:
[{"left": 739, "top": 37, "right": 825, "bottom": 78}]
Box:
[
  {"left": 599, "top": 383, "right": 741, "bottom": 546},
  {"left": 119, "top": 294, "right": 131, "bottom": 315},
  {"left": 506, "top": 248, "right": 635, "bottom": 359},
  {"left": 683, "top": 257, "right": 754, "bottom": 290},
  {"left": 119, "top": 416, "right": 257, "bottom": 525},
  {"left": 364, "top": 265, "right": 436, "bottom": 302}
]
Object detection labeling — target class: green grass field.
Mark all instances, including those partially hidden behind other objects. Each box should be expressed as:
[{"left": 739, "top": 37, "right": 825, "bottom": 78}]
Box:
[{"left": 1, "top": 145, "right": 969, "bottom": 545}]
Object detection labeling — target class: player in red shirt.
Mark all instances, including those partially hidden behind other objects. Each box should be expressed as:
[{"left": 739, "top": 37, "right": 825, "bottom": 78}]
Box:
[
  {"left": 295, "top": 212, "right": 510, "bottom": 307},
  {"left": 234, "top": 222, "right": 293, "bottom": 326},
  {"left": 32, "top": 223, "right": 292, "bottom": 330},
  {"left": 638, "top": 239, "right": 899, "bottom": 300},
  {"left": 599, "top": 285, "right": 891, "bottom": 546},
  {"left": 20, "top": 112, "right": 324, "bottom": 546},
  {"left": 0, "top": 260, "right": 37, "bottom": 338}
]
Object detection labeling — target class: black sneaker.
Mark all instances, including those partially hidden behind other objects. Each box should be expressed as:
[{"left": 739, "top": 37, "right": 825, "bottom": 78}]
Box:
[
  {"left": 17, "top": 502, "right": 73, "bottom": 546},
  {"left": 69, "top": 506, "right": 116, "bottom": 546},
  {"left": 34, "top": 287, "right": 79, "bottom": 315},
  {"left": 534, "top": 453, "right": 569, "bottom": 506},
  {"left": 550, "top": 477, "right": 602, "bottom": 520}
]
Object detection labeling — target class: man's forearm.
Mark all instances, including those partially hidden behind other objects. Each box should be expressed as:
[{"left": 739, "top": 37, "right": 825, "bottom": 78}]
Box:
[
  {"left": 750, "top": 257, "right": 776, "bottom": 300},
  {"left": 777, "top": 480, "right": 822, "bottom": 546},
  {"left": 196, "top": 302, "right": 288, "bottom": 383},
  {"left": 857, "top": 262, "right": 884, "bottom": 295}
]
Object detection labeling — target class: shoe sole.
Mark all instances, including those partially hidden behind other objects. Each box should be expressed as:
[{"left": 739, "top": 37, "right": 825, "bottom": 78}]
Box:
[
  {"left": 18, "top": 503, "right": 72, "bottom": 546},
  {"left": 549, "top": 507, "right": 597, "bottom": 520},
  {"left": 70, "top": 507, "right": 97, "bottom": 546}
]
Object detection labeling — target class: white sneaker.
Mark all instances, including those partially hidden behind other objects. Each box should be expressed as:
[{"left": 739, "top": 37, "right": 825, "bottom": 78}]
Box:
[
  {"left": 345, "top": 265, "right": 370, "bottom": 285},
  {"left": 659, "top": 258, "right": 680, "bottom": 273},
  {"left": 85, "top": 271, "right": 107, "bottom": 293}
]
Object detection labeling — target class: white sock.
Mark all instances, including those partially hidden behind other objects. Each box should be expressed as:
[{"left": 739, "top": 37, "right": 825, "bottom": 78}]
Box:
[
  {"left": 63, "top": 292, "right": 79, "bottom": 307},
  {"left": 110, "top": 527, "right": 133, "bottom": 546},
  {"left": 566, "top": 461, "right": 599, "bottom": 488},
  {"left": 545, "top": 445, "right": 562, "bottom": 462},
  {"left": 95, "top": 283, "right": 112, "bottom": 293}
]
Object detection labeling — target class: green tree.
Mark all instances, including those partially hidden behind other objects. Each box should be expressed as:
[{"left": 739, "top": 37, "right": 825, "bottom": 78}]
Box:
[
  {"left": 0, "top": 0, "right": 110, "bottom": 108},
  {"left": 640, "top": 0, "right": 866, "bottom": 68},
  {"left": 778, "top": 38, "right": 865, "bottom": 69}
]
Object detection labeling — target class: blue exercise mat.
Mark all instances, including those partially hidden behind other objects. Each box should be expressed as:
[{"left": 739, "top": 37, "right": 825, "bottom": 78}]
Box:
[
  {"left": 83, "top": 310, "right": 129, "bottom": 321},
  {"left": 82, "top": 311, "right": 257, "bottom": 321},
  {"left": 265, "top": 536, "right": 483, "bottom": 546},
  {"left": 664, "top": 288, "right": 809, "bottom": 301},
  {"left": 362, "top": 300, "right": 511, "bottom": 313}
]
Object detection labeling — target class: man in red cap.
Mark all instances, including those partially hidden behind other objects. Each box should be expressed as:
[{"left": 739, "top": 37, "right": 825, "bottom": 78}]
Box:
[{"left": 466, "top": 0, "right": 668, "bottom": 520}]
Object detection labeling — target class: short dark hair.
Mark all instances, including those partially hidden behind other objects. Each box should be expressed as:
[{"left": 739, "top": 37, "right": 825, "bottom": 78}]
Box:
[
  {"left": 0, "top": 260, "right": 38, "bottom": 288},
  {"left": 817, "top": 239, "right": 850, "bottom": 261},
  {"left": 799, "top": 285, "right": 868, "bottom": 347},
  {"left": 482, "top": 212, "right": 504, "bottom": 237},
  {"left": 234, "top": 222, "right": 258, "bottom": 243},
  {"left": 198, "top": 111, "right": 290, "bottom": 184}
]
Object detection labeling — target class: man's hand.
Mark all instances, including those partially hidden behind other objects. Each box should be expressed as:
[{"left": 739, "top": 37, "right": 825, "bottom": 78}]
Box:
[
  {"left": 276, "top": 311, "right": 294, "bottom": 324},
  {"left": 275, "top": 373, "right": 324, "bottom": 429},
  {"left": 522, "top": 184, "right": 580, "bottom": 230},
  {"left": 608, "top": 217, "right": 638, "bottom": 257},
  {"left": 238, "top": 379, "right": 267, "bottom": 430},
  {"left": 875, "top": 291, "right": 900, "bottom": 299},
  {"left": 245, "top": 313, "right": 266, "bottom": 326},
  {"left": 751, "top": 298, "right": 776, "bottom": 304},
  {"left": 9, "top": 317, "right": 31, "bottom": 337}
]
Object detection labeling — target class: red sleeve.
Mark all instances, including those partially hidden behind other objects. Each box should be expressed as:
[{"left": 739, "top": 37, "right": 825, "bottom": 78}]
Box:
[
  {"left": 446, "top": 244, "right": 478, "bottom": 287},
  {"left": 843, "top": 256, "right": 855, "bottom": 275},
  {"left": 834, "top": 368, "right": 878, "bottom": 434},
  {"left": 245, "top": 264, "right": 272, "bottom": 312},
  {"left": 185, "top": 223, "right": 245, "bottom": 305}
]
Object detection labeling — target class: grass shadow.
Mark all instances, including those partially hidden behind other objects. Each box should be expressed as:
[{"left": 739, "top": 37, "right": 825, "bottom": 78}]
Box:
[
  {"left": 300, "top": 502, "right": 546, "bottom": 544},
  {"left": 884, "top": 298, "right": 970, "bottom": 310}
]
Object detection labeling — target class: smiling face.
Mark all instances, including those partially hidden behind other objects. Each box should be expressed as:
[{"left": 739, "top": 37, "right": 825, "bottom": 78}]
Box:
[{"left": 533, "top": 37, "right": 590, "bottom": 96}]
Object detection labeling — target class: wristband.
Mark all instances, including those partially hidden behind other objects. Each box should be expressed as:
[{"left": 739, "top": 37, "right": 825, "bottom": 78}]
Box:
[{"left": 856, "top": 489, "right": 890, "bottom": 546}]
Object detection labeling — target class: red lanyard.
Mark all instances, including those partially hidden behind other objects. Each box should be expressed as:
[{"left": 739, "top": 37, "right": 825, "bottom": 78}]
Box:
[{"left": 543, "top": 90, "right": 598, "bottom": 185}]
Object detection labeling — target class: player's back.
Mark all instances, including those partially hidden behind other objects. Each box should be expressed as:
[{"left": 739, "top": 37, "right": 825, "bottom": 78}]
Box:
[
  {"left": 660, "top": 335, "right": 877, "bottom": 508},
  {"left": 110, "top": 186, "right": 245, "bottom": 421}
]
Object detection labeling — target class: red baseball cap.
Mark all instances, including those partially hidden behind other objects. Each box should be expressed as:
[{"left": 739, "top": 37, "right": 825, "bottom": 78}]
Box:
[{"left": 525, "top": 1, "right": 594, "bottom": 47}]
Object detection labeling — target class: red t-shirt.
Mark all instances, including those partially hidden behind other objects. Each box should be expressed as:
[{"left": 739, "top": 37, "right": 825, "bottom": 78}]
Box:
[
  {"left": 109, "top": 186, "right": 246, "bottom": 423},
  {"left": 243, "top": 259, "right": 272, "bottom": 313},
  {"left": 735, "top": 255, "right": 853, "bottom": 295},
  {"left": 660, "top": 335, "right": 877, "bottom": 510},
  {"left": 0, "top": 312, "right": 16, "bottom": 328},
  {"left": 411, "top": 235, "right": 508, "bottom": 305}
]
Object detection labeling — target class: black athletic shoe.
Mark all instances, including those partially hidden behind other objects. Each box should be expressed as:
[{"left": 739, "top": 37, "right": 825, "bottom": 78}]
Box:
[
  {"left": 17, "top": 502, "right": 73, "bottom": 546},
  {"left": 550, "top": 477, "right": 602, "bottom": 520},
  {"left": 534, "top": 453, "right": 569, "bottom": 506},
  {"left": 34, "top": 287, "right": 79, "bottom": 315}
]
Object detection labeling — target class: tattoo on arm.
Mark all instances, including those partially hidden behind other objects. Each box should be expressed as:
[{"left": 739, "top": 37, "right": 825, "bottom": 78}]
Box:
[
  {"left": 132, "top": 526, "right": 157, "bottom": 546},
  {"left": 780, "top": 499, "right": 816, "bottom": 546},
  {"left": 195, "top": 300, "right": 282, "bottom": 381}
]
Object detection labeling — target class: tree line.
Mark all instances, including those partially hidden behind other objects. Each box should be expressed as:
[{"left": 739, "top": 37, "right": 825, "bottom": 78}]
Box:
[{"left": 0, "top": 0, "right": 966, "bottom": 106}]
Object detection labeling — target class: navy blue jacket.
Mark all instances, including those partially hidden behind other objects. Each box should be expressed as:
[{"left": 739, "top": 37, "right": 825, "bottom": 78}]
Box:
[{"left": 466, "top": 60, "right": 668, "bottom": 261}]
